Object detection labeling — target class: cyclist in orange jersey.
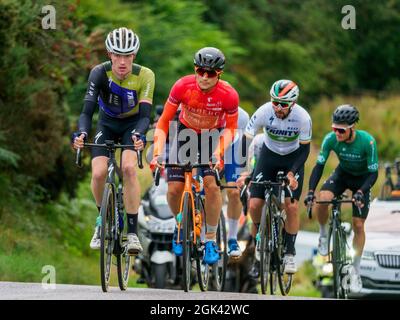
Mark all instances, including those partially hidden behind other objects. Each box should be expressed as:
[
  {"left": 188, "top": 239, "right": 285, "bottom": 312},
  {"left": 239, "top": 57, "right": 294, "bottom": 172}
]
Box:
[{"left": 151, "top": 47, "right": 239, "bottom": 265}]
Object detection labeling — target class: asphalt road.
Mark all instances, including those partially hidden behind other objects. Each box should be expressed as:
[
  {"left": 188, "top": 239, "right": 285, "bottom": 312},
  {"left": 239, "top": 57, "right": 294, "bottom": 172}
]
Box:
[{"left": 0, "top": 281, "right": 320, "bottom": 300}]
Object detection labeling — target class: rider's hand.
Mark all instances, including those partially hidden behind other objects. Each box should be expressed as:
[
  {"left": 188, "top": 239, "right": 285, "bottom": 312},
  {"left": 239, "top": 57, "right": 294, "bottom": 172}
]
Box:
[
  {"left": 236, "top": 174, "right": 249, "bottom": 189},
  {"left": 150, "top": 155, "right": 163, "bottom": 172},
  {"left": 304, "top": 190, "right": 315, "bottom": 206},
  {"left": 72, "top": 132, "right": 86, "bottom": 150},
  {"left": 211, "top": 153, "right": 224, "bottom": 172},
  {"left": 132, "top": 133, "right": 146, "bottom": 151},
  {"left": 352, "top": 190, "right": 365, "bottom": 208},
  {"left": 286, "top": 171, "right": 298, "bottom": 191}
]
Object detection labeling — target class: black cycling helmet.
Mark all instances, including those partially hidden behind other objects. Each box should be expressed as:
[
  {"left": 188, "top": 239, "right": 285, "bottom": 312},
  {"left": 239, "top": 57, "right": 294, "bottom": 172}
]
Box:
[
  {"left": 194, "top": 47, "right": 225, "bottom": 70},
  {"left": 332, "top": 104, "right": 359, "bottom": 125}
]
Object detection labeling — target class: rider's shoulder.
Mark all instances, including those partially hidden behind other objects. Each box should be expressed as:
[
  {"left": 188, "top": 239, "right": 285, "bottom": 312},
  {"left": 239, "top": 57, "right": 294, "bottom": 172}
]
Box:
[
  {"left": 292, "top": 103, "right": 311, "bottom": 119},
  {"left": 131, "top": 63, "right": 155, "bottom": 78},
  {"left": 356, "top": 130, "right": 376, "bottom": 143}
]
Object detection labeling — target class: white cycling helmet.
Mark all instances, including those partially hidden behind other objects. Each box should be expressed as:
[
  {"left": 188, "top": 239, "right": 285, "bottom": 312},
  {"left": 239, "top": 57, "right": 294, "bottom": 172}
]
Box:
[
  {"left": 270, "top": 79, "right": 299, "bottom": 102},
  {"left": 105, "top": 27, "right": 140, "bottom": 55}
]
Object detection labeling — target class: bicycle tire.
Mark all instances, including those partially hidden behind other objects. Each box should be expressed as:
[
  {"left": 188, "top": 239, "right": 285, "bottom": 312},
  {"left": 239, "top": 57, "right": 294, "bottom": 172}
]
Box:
[
  {"left": 196, "top": 197, "right": 209, "bottom": 292},
  {"left": 259, "top": 199, "right": 271, "bottom": 295},
  {"left": 275, "top": 203, "right": 292, "bottom": 296},
  {"left": 212, "top": 210, "right": 227, "bottom": 291},
  {"left": 332, "top": 219, "right": 343, "bottom": 299},
  {"left": 182, "top": 193, "right": 192, "bottom": 292},
  {"left": 116, "top": 229, "right": 131, "bottom": 290},
  {"left": 100, "top": 183, "right": 115, "bottom": 292}
]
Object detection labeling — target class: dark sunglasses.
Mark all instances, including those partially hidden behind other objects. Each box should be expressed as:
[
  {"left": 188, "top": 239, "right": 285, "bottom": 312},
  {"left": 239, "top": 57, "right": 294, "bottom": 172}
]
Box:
[
  {"left": 272, "top": 100, "right": 291, "bottom": 109},
  {"left": 332, "top": 125, "right": 353, "bottom": 134},
  {"left": 195, "top": 67, "right": 221, "bottom": 78}
]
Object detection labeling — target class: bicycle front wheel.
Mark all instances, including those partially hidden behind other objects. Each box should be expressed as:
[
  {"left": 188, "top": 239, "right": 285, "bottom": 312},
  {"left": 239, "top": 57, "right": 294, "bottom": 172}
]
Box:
[
  {"left": 276, "top": 211, "right": 293, "bottom": 296},
  {"left": 117, "top": 233, "right": 131, "bottom": 291},
  {"left": 182, "top": 193, "right": 193, "bottom": 292},
  {"left": 100, "top": 183, "right": 115, "bottom": 292},
  {"left": 332, "top": 221, "right": 347, "bottom": 299},
  {"left": 259, "top": 201, "right": 271, "bottom": 295},
  {"left": 196, "top": 197, "right": 209, "bottom": 292},
  {"left": 212, "top": 210, "right": 227, "bottom": 291}
]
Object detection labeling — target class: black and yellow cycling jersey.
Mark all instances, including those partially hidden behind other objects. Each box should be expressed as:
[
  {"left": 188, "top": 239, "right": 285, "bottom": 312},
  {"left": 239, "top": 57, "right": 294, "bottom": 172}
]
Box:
[
  {"left": 78, "top": 61, "right": 155, "bottom": 136},
  {"left": 85, "top": 61, "right": 154, "bottom": 118}
]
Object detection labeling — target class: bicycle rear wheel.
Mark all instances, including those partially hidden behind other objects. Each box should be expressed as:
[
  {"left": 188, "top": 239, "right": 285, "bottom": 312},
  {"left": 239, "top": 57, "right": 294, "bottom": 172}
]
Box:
[
  {"left": 182, "top": 193, "right": 193, "bottom": 292},
  {"left": 196, "top": 197, "right": 209, "bottom": 292},
  {"left": 259, "top": 201, "right": 271, "bottom": 295},
  {"left": 276, "top": 210, "right": 293, "bottom": 296},
  {"left": 211, "top": 211, "right": 227, "bottom": 291},
  {"left": 100, "top": 183, "right": 115, "bottom": 292}
]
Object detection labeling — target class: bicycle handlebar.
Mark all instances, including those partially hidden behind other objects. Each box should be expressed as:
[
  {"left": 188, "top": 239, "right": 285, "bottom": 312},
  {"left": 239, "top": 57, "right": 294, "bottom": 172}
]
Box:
[
  {"left": 250, "top": 177, "right": 295, "bottom": 203},
  {"left": 75, "top": 141, "right": 143, "bottom": 169},
  {"left": 307, "top": 197, "right": 362, "bottom": 219}
]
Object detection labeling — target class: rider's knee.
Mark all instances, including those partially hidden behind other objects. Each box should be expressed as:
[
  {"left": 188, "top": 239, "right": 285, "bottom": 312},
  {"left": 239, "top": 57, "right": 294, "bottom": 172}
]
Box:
[
  {"left": 285, "top": 201, "right": 298, "bottom": 214},
  {"left": 92, "top": 167, "right": 107, "bottom": 183},
  {"left": 122, "top": 164, "right": 137, "bottom": 180},
  {"left": 168, "top": 184, "right": 184, "bottom": 198},
  {"left": 226, "top": 188, "right": 240, "bottom": 201},
  {"left": 204, "top": 182, "right": 220, "bottom": 197},
  {"left": 249, "top": 199, "right": 263, "bottom": 212},
  {"left": 319, "top": 190, "right": 334, "bottom": 201},
  {"left": 352, "top": 219, "right": 365, "bottom": 233}
]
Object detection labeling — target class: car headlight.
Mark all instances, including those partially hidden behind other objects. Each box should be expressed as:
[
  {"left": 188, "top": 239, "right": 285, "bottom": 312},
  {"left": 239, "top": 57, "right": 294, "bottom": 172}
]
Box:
[
  {"left": 322, "top": 263, "right": 333, "bottom": 275},
  {"left": 361, "top": 250, "right": 375, "bottom": 260}
]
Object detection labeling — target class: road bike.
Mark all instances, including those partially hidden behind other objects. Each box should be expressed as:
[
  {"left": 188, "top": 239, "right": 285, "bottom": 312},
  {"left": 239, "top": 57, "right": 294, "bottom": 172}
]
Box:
[{"left": 76, "top": 140, "right": 143, "bottom": 292}]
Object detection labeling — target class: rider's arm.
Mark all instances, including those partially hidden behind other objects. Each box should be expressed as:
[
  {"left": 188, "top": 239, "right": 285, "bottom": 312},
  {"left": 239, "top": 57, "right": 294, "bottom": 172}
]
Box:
[
  {"left": 134, "top": 102, "right": 152, "bottom": 135},
  {"left": 135, "top": 68, "right": 156, "bottom": 135},
  {"left": 359, "top": 171, "right": 378, "bottom": 194},
  {"left": 308, "top": 163, "right": 325, "bottom": 191},
  {"left": 153, "top": 100, "right": 179, "bottom": 157},
  {"left": 308, "top": 132, "right": 333, "bottom": 191},
  {"left": 359, "top": 135, "right": 379, "bottom": 193},
  {"left": 289, "top": 142, "right": 311, "bottom": 175},
  {"left": 289, "top": 113, "right": 312, "bottom": 175},
  {"left": 77, "top": 65, "right": 103, "bottom": 136},
  {"left": 214, "top": 110, "right": 238, "bottom": 160}
]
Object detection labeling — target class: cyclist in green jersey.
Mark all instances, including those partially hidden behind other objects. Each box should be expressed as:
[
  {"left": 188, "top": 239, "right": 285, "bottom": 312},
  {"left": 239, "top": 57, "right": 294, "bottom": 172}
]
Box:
[{"left": 305, "top": 105, "right": 379, "bottom": 289}]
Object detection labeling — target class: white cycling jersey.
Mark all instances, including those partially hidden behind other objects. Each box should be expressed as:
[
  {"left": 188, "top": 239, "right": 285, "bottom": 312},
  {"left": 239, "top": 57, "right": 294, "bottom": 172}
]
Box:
[{"left": 245, "top": 102, "right": 312, "bottom": 155}]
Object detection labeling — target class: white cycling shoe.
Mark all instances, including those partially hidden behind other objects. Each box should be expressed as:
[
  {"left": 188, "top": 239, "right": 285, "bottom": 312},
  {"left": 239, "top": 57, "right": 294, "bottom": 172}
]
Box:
[
  {"left": 127, "top": 233, "right": 143, "bottom": 255},
  {"left": 318, "top": 236, "right": 329, "bottom": 256},
  {"left": 90, "top": 227, "right": 101, "bottom": 250},
  {"left": 283, "top": 254, "right": 298, "bottom": 274}
]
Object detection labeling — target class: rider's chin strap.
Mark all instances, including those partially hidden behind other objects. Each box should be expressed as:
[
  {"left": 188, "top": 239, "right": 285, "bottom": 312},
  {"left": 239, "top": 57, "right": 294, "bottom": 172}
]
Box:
[{"left": 345, "top": 127, "right": 354, "bottom": 142}]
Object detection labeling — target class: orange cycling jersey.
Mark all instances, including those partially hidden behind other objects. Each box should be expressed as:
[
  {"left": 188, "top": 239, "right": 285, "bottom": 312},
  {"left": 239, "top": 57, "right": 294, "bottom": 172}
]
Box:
[{"left": 154, "top": 75, "right": 239, "bottom": 159}]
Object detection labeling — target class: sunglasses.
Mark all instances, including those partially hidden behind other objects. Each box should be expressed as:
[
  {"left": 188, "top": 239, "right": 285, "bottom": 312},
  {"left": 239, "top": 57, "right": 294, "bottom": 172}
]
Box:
[
  {"left": 332, "top": 125, "right": 353, "bottom": 134},
  {"left": 195, "top": 67, "right": 221, "bottom": 78},
  {"left": 272, "top": 100, "right": 291, "bottom": 109}
]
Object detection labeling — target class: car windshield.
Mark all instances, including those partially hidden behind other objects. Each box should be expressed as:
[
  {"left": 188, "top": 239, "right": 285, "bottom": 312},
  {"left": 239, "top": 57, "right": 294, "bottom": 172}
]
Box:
[{"left": 365, "top": 199, "right": 400, "bottom": 233}]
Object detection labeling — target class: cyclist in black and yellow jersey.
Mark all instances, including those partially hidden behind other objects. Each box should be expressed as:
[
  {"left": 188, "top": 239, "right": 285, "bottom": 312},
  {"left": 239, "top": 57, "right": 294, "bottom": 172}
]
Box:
[
  {"left": 72, "top": 27, "right": 155, "bottom": 255},
  {"left": 305, "top": 104, "right": 379, "bottom": 289}
]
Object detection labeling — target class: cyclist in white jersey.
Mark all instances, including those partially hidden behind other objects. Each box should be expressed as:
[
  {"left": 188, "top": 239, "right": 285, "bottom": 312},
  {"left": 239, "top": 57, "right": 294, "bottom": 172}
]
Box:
[{"left": 242, "top": 79, "right": 312, "bottom": 276}]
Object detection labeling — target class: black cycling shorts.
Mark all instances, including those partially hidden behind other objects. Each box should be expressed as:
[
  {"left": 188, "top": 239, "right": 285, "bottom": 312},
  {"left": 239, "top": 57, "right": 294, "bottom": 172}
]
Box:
[
  {"left": 320, "top": 166, "right": 371, "bottom": 219},
  {"left": 91, "top": 111, "right": 140, "bottom": 159},
  {"left": 249, "top": 144, "right": 304, "bottom": 201},
  {"left": 166, "top": 121, "right": 220, "bottom": 183}
]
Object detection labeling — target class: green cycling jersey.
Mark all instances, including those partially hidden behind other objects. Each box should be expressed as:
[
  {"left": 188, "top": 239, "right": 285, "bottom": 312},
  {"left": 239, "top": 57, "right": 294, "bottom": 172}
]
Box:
[{"left": 317, "top": 130, "right": 378, "bottom": 175}]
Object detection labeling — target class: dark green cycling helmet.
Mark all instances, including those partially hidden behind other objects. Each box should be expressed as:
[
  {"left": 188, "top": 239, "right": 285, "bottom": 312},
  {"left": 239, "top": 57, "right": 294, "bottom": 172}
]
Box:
[{"left": 332, "top": 104, "right": 359, "bottom": 125}]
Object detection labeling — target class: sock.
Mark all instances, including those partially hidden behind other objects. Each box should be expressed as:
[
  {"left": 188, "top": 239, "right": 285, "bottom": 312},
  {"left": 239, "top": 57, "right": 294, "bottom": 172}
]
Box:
[
  {"left": 284, "top": 232, "right": 297, "bottom": 255},
  {"left": 127, "top": 213, "right": 138, "bottom": 234},
  {"left": 353, "top": 255, "right": 362, "bottom": 274},
  {"left": 227, "top": 218, "right": 239, "bottom": 240},
  {"left": 319, "top": 223, "right": 327, "bottom": 238}
]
